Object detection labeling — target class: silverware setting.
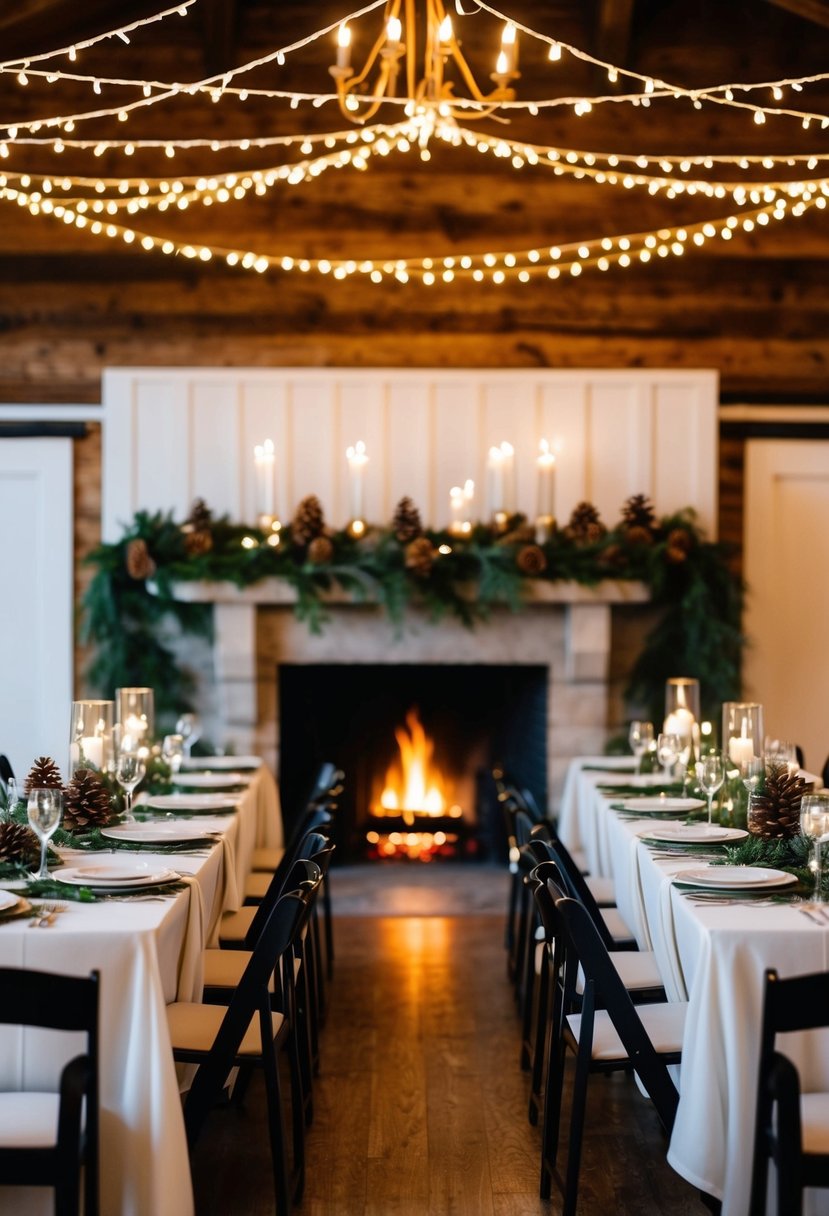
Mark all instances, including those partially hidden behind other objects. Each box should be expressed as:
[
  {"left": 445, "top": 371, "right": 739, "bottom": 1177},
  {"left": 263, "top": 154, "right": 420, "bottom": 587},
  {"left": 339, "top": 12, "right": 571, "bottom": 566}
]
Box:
[{"left": 28, "top": 902, "right": 66, "bottom": 927}]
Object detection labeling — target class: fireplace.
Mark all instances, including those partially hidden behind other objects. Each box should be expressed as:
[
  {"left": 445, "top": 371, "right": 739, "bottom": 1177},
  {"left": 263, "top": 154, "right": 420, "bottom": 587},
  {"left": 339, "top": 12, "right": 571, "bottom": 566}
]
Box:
[{"left": 278, "top": 663, "right": 547, "bottom": 860}]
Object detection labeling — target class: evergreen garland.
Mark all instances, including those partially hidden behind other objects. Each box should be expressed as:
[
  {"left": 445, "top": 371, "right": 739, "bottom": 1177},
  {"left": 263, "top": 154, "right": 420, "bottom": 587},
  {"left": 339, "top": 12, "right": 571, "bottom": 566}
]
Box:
[{"left": 82, "top": 500, "right": 743, "bottom": 722}]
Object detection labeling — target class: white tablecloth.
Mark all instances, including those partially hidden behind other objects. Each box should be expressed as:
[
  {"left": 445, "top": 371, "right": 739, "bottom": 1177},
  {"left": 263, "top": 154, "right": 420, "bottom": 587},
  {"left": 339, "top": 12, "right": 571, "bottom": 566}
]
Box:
[
  {"left": 558, "top": 757, "right": 829, "bottom": 1216},
  {"left": 0, "top": 764, "right": 281, "bottom": 1216}
]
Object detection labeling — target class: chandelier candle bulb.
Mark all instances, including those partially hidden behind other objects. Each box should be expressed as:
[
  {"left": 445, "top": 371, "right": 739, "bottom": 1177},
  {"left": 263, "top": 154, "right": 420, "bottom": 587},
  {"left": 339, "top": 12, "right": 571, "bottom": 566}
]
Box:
[
  {"left": 346, "top": 439, "right": 368, "bottom": 525},
  {"left": 336, "top": 23, "right": 351, "bottom": 70},
  {"left": 500, "top": 22, "right": 518, "bottom": 74},
  {"left": 386, "top": 15, "right": 402, "bottom": 47},
  {"left": 253, "top": 438, "right": 276, "bottom": 524}
]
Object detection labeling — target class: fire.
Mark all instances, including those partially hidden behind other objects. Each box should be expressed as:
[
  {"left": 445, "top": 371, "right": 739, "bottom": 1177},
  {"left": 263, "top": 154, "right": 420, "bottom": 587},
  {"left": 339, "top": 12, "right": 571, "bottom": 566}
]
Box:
[{"left": 376, "top": 708, "right": 448, "bottom": 823}]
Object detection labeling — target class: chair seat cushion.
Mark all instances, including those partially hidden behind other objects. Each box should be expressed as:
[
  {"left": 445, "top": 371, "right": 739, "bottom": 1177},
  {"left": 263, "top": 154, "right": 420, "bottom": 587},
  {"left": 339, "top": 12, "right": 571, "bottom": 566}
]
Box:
[
  {"left": 203, "top": 947, "right": 254, "bottom": 991},
  {"left": 0, "top": 1092, "right": 59, "bottom": 1148},
  {"left": 577, "top": 950, "right": 664, "bottom": 996},
  {"left": 251, "top": 847, "right": 285, "bottom": 872},
  {"left": 802, "top": 1092, "right": 829, "bottom": 1155},
  {"left": 585, "top": 875, "right": 616, "bottom": 906},
  {"left": 534, "top": 941, "right": 546, "bottom": 977},
  {"left": 567, "top": 1001, "right": 687, "bottom": 1062},
  {"left": 218, "top": 905, "right": 257, "bottom": 945},
  {"left": 167, "top": 1002, "right": 284, "bottom": 1057},
  {"left": 244, "top": 871, "right": 272, "bottom": 901},
  {"left": 601, "top": 906, "right": 635, "bottom": 944}
]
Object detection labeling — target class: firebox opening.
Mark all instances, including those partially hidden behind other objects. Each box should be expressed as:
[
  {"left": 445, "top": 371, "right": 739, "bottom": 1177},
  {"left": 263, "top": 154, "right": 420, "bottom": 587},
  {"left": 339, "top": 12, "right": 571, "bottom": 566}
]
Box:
[{"left": 278, "top": 664, "right": 548, "bottom": 862}]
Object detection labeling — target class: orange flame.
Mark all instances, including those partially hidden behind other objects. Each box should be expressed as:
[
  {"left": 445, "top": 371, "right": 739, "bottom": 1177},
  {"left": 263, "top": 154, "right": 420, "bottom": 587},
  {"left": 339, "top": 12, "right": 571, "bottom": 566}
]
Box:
[{"left": 376, "top": 708, "right": 448, "bottom": 823}]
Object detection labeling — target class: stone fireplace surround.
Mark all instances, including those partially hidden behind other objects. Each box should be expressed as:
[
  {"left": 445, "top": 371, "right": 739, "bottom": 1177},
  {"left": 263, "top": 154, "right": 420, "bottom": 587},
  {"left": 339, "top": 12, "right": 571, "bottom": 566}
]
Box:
[{"left": 168, "top": 579, "right": 651, "bottom": 811}]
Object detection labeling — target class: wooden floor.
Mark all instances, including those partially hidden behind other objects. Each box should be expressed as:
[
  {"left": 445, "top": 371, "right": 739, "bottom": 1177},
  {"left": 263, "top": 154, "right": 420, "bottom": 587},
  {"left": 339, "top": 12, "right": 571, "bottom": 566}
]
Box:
[{"left": 191, "top": 912, "right": 707, "bottom": 1216}]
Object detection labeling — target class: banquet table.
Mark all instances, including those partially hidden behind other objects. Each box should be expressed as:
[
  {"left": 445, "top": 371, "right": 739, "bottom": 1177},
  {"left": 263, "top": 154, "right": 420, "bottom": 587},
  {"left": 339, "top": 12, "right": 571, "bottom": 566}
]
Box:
[
  {"left": 0, "top": 763, "right": 282, "bottom": 1216},
  {"left": 558, "top": 757, "right": 829, "bottom": 1216}
]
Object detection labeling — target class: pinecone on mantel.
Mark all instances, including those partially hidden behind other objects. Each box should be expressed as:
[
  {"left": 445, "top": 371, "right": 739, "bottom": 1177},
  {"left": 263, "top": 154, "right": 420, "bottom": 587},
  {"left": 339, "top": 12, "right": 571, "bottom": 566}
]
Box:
[
  {"left": 563, "top": 501, "right": 607, "bottom": 546},
  {"left": 392, "top": 497, "right": 423, "bottom": 544},
  {"left": 24, "top": 756, "right": 65, "bottom": 796},
  {"left": 64, "top": 768, "right": 113, "bottom": 832},
  {"left": 292, "top": 495, "right": 325, "bottom": 545},
  {"left": 748, "top": 762, "right": 807, "bottom": 840}
]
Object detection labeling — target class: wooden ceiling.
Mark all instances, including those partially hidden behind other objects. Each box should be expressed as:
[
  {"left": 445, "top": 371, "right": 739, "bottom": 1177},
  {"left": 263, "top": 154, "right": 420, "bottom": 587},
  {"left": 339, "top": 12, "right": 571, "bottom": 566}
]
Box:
[{"left": 1, "top": 0, "right": 829, "bottom": 403}]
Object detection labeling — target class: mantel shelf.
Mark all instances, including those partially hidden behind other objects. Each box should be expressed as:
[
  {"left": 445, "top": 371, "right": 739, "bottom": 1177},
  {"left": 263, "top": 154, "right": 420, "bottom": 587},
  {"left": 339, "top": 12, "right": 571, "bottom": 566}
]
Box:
[{"left": 151, "top": 578, "right": 651, "bottom": 607}]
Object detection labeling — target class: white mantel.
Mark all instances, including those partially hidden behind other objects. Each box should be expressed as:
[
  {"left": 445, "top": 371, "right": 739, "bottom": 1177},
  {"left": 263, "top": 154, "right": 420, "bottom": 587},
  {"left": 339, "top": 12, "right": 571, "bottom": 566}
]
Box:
[{"left": 162, "top": 579, "right": 651, "bottom": 803}]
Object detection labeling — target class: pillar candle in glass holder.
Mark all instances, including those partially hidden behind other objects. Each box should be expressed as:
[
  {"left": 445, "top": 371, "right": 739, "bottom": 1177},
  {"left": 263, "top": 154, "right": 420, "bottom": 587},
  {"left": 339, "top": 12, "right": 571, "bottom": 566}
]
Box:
[
  {"left": 253, "top": 438, "right": 276, "bottom": 521},
  {"left": 722, "top": 701, "right": 764, "bottom": 771},
  {"left": 116, "top": 687, "right": 155, "bottom": 746},
  {"left": 346, "top": 440, "right": 368, "bottom": 522},
  {"left": 663, "top": 677, "right": 700, "bottom": 745},
  {"left": 449, "top": 486, "right": 465, "bottom": 534},
  {"left": 69, "top": 700, "right": 114, "bottom": 777}
]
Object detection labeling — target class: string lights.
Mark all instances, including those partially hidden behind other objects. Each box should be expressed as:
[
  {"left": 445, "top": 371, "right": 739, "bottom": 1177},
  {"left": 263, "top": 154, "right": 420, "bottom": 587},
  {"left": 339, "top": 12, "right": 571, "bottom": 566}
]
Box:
[{"left": 0, "top": 1, "right": 826, "bottom": 285}]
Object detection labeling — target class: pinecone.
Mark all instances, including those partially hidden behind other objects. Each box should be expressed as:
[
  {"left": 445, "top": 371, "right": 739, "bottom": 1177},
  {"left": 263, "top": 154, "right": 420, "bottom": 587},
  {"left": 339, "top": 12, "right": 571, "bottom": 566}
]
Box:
[
  {"left": 404, "top": 537, "right": 435, "bottom": 577},
  {"left": 64, "top": 768, "right": 113, "bottom": 832},
  {"left": 516, "top": 544, "right": 547, "bottom": 575},
  {"left": 0, "top": 821, "right": 40, "bottom": 868},
  {"left": 181, "top": 498, "right": 214, "bottom": 555},
  {"left": 665, "top": 527, "right": 693, "bottom": 564},
  {"left": 392, "top": 497, "right": 423, "bottom": 543},
  {"left": 748, "top": 763, "right": 806, "bottom": 840},
  {"left": 187, "top": 498, "right": 213, "bottom": 532},
  {"left": 563, "top": 502, "right": 607, "bottom": 546},
  {"left": 308, "top": 536, "right": 334, "bottom": 565},
  {"left": 623, "top": 524, "right": 654, "bottom": 548},
  {"left": 292, "top": 495, "right": 325, "bottom": 545},
  {"left": 24, "top": 756, "right": 64, "bottom": 796},
  {"left": 126, "top": 538, "right": 156, "bottom": 580},
  {"left": 622, "top": 493, "right": 657, "bottom": 532},
  {"left": 598, "top": 543, "right": 628, "bottom": 571},
  {"left": 184, "top": 528, "right": 213, "bottom": 556}
]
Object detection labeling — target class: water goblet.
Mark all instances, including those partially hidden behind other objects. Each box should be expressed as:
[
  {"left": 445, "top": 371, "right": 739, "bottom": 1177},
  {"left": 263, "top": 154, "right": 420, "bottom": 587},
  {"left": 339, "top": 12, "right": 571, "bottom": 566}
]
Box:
[
  {"left": 176, "top": 713, "right": 202, "bottom": 760},
  {"left": 800, "top": 793, "right": 829, "bottom": 904},
  {"left": 695, "top": 750, "right": 725, "bottom": 826},
  {"left": 161, "top": 733, "right": 184, "bottom": 774},
  {"left": 628, "top": 721, "right": 655, "bottom": 772},
  {"left": 116, "top": 752, "right": 146, "bottom": 823},
  {"left": 656, "top": 732, "right": 681, "bottom": 782},
  {"left": 27, "top": 787, "right": 63, "bottom": 880}
]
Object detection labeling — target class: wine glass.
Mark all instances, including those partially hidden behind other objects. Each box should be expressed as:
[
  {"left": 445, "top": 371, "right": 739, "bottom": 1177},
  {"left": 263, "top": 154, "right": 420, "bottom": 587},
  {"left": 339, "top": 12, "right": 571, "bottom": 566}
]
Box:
[
  {"left": 27, "top": 787, "right": 63, "bottom": 880},
  {"left": 696, "top": 751, "right": 725, "bottom": 826},
  {"left": 741, "top": 756, "right": 765, "bottom": 793},
  {"left": 161, "top": 733, "right": 184, "bottom": 774},
  {"left": 176, "top": 713, "right": 202, "bottom": 761},
  {"left": 800, "top": 794, "right": 829, "bottom": 904},
  {"left": 628, "top": 721, "right": 655, "bottom": 772},
  {"left": 116, "top": 751, "right": 146, "bottom": 823},
  {"left": 4, "top": 776, "right": 21, "bottom": 821},
  {"left": 656, "top": 732, "right": 681, "bottom": 781}
]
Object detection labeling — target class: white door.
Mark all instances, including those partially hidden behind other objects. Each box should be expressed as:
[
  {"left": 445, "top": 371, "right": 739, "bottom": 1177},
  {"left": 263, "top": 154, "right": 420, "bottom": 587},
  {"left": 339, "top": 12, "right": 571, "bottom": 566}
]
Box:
[
  {"left": 744, "top": 439, "right": 829, "bottom": 775},
  {"left": 0, "top": 437, "right": 73, "bottom": 779}
]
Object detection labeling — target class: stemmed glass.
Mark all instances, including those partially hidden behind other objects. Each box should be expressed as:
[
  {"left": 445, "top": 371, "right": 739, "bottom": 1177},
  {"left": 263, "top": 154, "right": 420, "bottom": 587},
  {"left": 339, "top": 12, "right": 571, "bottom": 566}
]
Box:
[
  {"left": 628, "top": 721, "right": 655, "bottom": 772},
  {"left": 116, "top": 751, "right": 146, "bottom": 823},
  {"left": 4, "top": 776, "right": 21, "bottom": 821},
  {"left": 696, "top": 751, "right": 725, "bottom": 826},
  {"left": 800, "top": 794, "right": 829, "bottom": 905},
  {"left": 740, "top": 757, "right": 765, "bottom": 793},
  {"left": 656, "top": 732, "right": 681, "bottom": 782},
  {"left": 27, "top": 787, "right": 63, "bottom": 880},
  {"left": 176, "top": 713, "right": 202, "bottom": 761},
  {"left": 161, "top": 733, "right": 184, "bottom": 774}
]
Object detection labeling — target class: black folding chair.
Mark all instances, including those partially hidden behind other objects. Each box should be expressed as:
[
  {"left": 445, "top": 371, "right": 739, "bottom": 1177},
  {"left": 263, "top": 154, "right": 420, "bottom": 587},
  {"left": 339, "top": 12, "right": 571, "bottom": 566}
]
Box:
[
  {"left": 0, "top": 967, "right": 99, "bottom": 1216},
  {"left": 749, "top": 967, "right": 829, "bottom": 1216}
]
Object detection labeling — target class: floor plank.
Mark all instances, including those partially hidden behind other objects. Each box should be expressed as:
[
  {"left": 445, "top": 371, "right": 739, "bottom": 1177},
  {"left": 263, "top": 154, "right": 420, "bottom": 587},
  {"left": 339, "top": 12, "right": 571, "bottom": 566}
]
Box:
[{"left": 192, "top": 908, "right": 708, "bottom": 1216}]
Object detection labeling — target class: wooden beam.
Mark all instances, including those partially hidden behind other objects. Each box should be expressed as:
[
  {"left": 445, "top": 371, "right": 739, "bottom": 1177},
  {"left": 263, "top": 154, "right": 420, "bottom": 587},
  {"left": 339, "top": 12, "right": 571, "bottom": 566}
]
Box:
[
  {"left": 594, "top": 0, "right": 636, "bottom": 67},
  {"left": 201, "top": 0, "right": 238, "bottom": 76},
  {"left": 764, "top": 0, "right": 829, "bottom": 27}
]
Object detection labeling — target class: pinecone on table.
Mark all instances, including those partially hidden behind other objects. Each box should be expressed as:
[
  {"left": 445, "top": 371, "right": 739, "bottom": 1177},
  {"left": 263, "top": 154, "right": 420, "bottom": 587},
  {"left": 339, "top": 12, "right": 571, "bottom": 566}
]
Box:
[
  {"left": 748, "top": 762, "right": 806, "bottom": 840},
  {"left": 64, "top": 768, "right": 113, "bottom": 832},
  {"left": 308, "top": 536, "right": 334, "bottom": 565},
  {"left": 126, "top": 537, "right": 156, "bottom": 580},
  {"left": 404, "top": 537, "right": 435, "bottom": 577},
  {"left": 0, "top": 821, "right": 40, "bottom": 868},
  {"left": 292, "top": 495, "right": 325, "bottom": 545},
  {"left": 516, "top": 544, "right": 547, "bottom": 575},
  {"left": 24, "top": 756, "right": 64, "bottom": 796},
  {"left": 563, "top": 502, "right": 607, "bottom": 546},
  {"left": 392, "top": 497, "right": 422, "bottom": 544}
]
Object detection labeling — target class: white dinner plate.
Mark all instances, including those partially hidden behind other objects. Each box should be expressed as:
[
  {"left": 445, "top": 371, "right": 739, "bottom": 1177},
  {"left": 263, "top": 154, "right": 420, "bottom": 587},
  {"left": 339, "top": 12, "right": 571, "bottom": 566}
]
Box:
[
  {"left": 101, "top": 824, "right": 216, "bottom": 845},
  {"left": 0, "top": 889, "right": 19, "bottom": 913},
  {"left": 140, "top": 793, "right": 240, "bottom": 812},
  {"left": 676, "top": 866, "right": 798, "bottom": 890},
  {"left": 620, "top": 797, "right": 706, "bottom": 814},
  {"left": 171, "top": 772, "right": 251, "bottom": 789},
  {"left": 181, "top": 755, "right": 262, "bottom": 771},
  {"left": 599, "top": 773, "right": 667, "bottom": 788},
  {"left": 57, "top": 864, "right": 179, "bottom": 888},
  {"left": 639, "top": 825, "right": 749, "bottom": 845}
]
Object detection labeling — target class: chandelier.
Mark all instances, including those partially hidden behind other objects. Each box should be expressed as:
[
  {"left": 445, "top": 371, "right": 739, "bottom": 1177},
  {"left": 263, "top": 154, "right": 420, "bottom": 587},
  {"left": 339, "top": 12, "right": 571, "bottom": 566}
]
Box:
[{"left": 329, "top": 0, "right": 520, "bottom": 131}]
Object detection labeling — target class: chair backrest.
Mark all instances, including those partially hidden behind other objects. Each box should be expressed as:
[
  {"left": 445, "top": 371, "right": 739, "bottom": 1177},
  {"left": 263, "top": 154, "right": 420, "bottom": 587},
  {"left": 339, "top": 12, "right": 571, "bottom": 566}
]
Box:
[
  {"left": 550, "top": 882, "right": 679, "bottom": 1133},
  {"left": 0, "top": 967, "right": 98, "bottom": 1036},
  {"left": 532, "top": 833, "right": 617, "bottom": 951},
  {"left": 243, "top": 818, "right": 334, "bottom": 947},
  {"left": 185, "top": 878, "right": 321, "bottom": 1139},
  {"left": 307, "top": 762, "right": 344, "bottom": 806},
  {"left": 515, "top": 809, "right": 536, "bottom": 848}
]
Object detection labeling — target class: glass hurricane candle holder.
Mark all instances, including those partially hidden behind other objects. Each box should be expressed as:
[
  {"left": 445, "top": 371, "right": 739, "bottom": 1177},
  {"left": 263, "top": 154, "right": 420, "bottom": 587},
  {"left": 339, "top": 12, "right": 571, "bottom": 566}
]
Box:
[
  {"left": 69, "top": 700, "right": 114, "bottom": 778},
  {"left": 663, "top": 678, "right": 700, "bottom": 745},
  {"left": 116, "top": 687, "right": 155, "bottom": 748},
  {"left": 722, "top": 702, "right": 764, "bottom": 773}
]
